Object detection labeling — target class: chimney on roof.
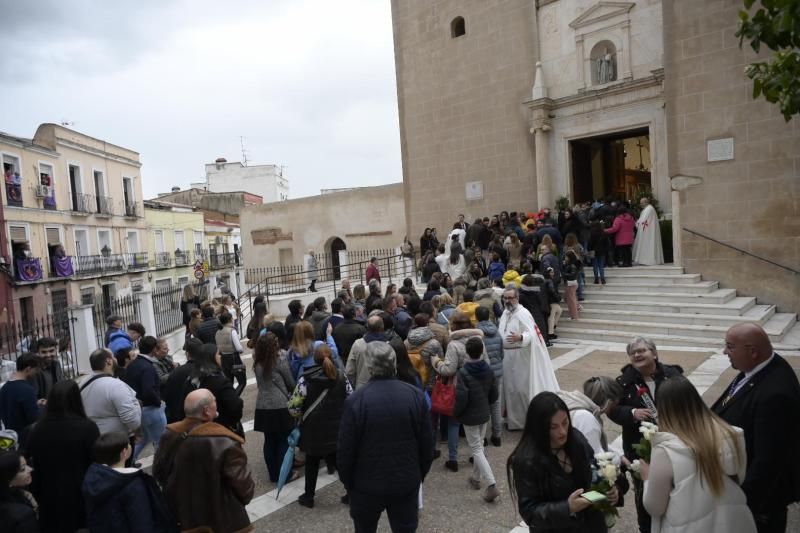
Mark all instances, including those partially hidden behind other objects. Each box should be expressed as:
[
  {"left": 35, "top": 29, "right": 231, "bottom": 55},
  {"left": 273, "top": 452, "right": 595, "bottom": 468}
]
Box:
[
  {"left": 215, "top": 157, "right": 227, "bottom": 170},
  {"left": 171, "top": 186, "right": 180, "bottom": 192}
]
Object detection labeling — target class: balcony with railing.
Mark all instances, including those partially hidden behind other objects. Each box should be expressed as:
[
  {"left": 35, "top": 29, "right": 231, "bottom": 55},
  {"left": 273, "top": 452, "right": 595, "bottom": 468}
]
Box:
[
  {"left": 13, "top": 256, "right": 43, "bottom": 282},
  {"left": 124, "top": 202, "right": 138, "bottom": 217},
  {"left": 95, "top": 196, "right": 114, "bottom": 216},
  {"left": 154, "top": 252, "right": 172, "bottom": 269},
  {"left": 73, "top": 254, "right": 126, "bottom": 277},
  {"left": 174, "top": 250, "right": 192, "bottom": 266},
  {"left": 49, "top": 255, "right": 75, "bottom": 278},
  {"left": 210, "top": 252, "right": 237, "bottom": 269},
  {"left": 71, "top": 193, "right": 94, "bottom": 215},
  {"left": 125, "top": 252, "right": 149, "bottom": 270},
  {"left": 5, "top": 182, "right": 22, "bottom": 207}
]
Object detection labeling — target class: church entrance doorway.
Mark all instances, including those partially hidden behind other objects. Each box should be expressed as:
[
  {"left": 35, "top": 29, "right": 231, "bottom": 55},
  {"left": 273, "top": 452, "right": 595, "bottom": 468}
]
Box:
[
  {"left": 328, "top": 237, "right": 347, "bottom": 280},
  {"left": 569, "top": 128, "right": 652, "bottom": 204}
]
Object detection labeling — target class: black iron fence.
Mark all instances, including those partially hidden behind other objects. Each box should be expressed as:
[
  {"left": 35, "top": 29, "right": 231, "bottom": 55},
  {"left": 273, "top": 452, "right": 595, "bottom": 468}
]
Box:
[
  {"left": 152, "top": 284, "right": 184, "bottom": 337},
  {"left": 175, "top": 250, "right": 192, "bottom": 266},
  {"left": 92, "top": 295, "right": 141, "bottom": 349},
  {"left": 96, "top": 196, "right": 113, "bottom": 215},
  {"left": 238, "top": 253, "right": 406, "bottom": 327},
  {"left": 73, "top": 254, "right": 126, "bottom": 276},
  {"left": 154, "top": 252, "right": 172, "bottom": 269},
  {"left": 124, "top": 252, "right": 149, "bottom": 270},
  {"left": 0, "top": 314, "right": 79, "bottom": 379},
  {"left": 71, "top": 193, "right": 94, "bottom": 214}
]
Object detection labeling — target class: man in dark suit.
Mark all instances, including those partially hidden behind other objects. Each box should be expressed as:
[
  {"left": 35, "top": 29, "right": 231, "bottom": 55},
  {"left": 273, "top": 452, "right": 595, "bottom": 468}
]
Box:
[{"left": 712, "top": 322, "right": 800, "bottom": 533}]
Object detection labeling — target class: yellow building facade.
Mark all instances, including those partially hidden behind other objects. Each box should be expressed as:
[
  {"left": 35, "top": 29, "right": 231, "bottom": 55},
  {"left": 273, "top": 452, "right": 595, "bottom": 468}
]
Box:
[{"left": 144, "top": 200, "right": 207, "bottom": 290}]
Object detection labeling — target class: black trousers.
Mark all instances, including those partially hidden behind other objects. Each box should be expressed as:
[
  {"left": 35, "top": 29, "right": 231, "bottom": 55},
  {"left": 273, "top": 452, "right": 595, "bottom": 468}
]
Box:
[
  {"left": 304, "top": 452, "right": 337, "bottom": 497},
  {"left": 754, "top": 507, "right": 787, "bottom": 533},
  {"left": 220, "top": 353, "right": 247, "bottom": 396},
  {"left": 616, "top": 244, "right": 632, "bottom": 267},
  {"left": 632, "top": 476, "right": 651, "bottom": 533},
  {"left": 350, "top": 489, "right": 418, "bottom": 533}
]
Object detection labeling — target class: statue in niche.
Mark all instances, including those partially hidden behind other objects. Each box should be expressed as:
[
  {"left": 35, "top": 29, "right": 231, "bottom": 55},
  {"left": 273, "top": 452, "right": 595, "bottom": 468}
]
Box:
[{"left": 595, "top": 47, "right": 616, "bottom": 84}]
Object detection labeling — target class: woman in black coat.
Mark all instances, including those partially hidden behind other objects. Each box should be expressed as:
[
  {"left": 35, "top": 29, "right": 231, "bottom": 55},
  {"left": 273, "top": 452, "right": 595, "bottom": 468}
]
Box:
[
  {"left": 287, "top": 344, "right": 351, "bottom": 508},
  {"left": 0, "top": 451, "right": 39, "bottom": 533},
  {"left": 606, "top": 336, "right": 683, "bottom": 533},
  {"left": 25, "top": 380, "right": 100, "bottom": 533},
  {"left": 587, "top": 222, "right": 611, "bottom": 284},
  {"left": 508, "top": 392, "right": 619, "bottom": 533},
  {"left": 185, "top": 343, "right": 244, "bottom": 435}
]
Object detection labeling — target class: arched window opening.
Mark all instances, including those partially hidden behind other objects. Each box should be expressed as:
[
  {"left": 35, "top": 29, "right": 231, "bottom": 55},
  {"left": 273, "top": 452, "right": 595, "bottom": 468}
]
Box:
[
  {"left": 451, "top": 17, "right": 466, "bottom": 38},
  {"left": 590, "top": 40, "right": 618, "bottom": 85}
]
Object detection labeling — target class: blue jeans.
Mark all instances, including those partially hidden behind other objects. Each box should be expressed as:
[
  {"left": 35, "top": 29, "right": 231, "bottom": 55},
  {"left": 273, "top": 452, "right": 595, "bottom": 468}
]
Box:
[
  {"left": 577, "top": 270, "right": 586, "bottom": 299},
  {"left": 134, "top": 405, "right": 166, "bottom": 461},
  {"left": 593, "top": 256, "right": 606, "bottom": 281},
  {"left": 447, "top": 417, "right": 460, "bottom": 461}
]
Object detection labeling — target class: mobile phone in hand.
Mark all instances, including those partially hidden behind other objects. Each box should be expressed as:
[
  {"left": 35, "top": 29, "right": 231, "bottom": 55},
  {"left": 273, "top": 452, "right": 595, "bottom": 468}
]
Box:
[{"left": 580, "top": 491, "right": 608, "bottom": 503}]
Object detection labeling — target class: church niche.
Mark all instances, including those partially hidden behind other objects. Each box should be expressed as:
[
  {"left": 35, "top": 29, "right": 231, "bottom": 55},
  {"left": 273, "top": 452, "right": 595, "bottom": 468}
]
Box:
[{"left": 590, "top": 41, "right": 617, "bottom": 85}]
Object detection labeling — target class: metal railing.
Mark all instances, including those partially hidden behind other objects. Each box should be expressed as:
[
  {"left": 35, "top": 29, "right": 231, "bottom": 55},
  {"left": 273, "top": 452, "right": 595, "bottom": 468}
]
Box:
[
  {"left": 210, "top": 252, "right": 238, "bottom": 269},
  {"left": 238, "top": 253, "right": 407, "bottom": 327},
  {"left": 152, "top": 284, "right": 184, "bottom": 337},
  {"left": 0, "top": 315, "right": 78, "bottom": 379},
  {"left": 73, "top": 254, "right": 126, "bottom": 276},
  {"left": 125, "top": 252, "right": 149, "bottom": 270},
  {"left": 96, "top": 196, "right": 114, "bottom": 215},
  {"left": 71, "top": 193, "right": 94, "bottom": 214},
  {"left": 124, "top": 202, "right": 138, "bottom": 217},
  {"left": 154, "top": 252, "right": 172, "bottom": 269},
  {"left": 683, "top": 227, "right": 799, "bottom": 276},
  {"left": 92, "top": 295, "right": 141, "bottom": 349},
  {"left": 175, "top": 250, "right": 192, "bottom": 266}
]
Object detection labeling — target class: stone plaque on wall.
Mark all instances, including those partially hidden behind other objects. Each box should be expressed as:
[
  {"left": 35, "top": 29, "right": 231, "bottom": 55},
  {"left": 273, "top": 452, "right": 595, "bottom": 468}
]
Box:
[
  {"left": 251, "top": 228, "right": 293, "bottom": 245},
  {"left": 707, "top": 138, "right": 734, "bottom": 162},
  {"left": 465, "top": 181, "right": 484, "bottom": 201}
]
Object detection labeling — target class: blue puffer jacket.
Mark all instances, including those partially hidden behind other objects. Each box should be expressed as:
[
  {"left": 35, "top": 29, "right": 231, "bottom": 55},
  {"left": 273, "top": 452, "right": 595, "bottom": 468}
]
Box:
[
  {"left": 107, "top": 330, "right": 133, "bottom": 356},
  {"left": 476, "top": 321, "right": 503, "bottom": 379}
]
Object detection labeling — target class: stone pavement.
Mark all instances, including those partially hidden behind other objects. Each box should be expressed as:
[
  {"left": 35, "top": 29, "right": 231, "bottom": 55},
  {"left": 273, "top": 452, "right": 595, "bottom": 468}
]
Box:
[{"left": 150, "top": 340, "right": 800, "bottom": 532}]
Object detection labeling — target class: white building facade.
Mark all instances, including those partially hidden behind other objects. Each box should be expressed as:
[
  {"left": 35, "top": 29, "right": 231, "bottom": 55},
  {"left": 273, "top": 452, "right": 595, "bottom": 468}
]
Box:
[{"left": 203, "top": 158, "right": 289, "bottom": 203}]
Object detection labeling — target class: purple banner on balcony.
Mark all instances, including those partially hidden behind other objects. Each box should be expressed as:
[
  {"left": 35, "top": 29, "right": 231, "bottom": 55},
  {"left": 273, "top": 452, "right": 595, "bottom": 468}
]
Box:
[
  {"left": 15, "top": 258, "right": 43, "bottom": 282},
  {"left": 52, "top": 256, "right": 74, "bottom": 277}
]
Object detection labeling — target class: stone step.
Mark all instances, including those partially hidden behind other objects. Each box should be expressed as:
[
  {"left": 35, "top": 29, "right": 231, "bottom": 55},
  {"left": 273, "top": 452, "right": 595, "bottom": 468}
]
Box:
[
  {"left": 598, "top": 265, "right": 685, "bottom": 275},
  {"left": 573, "top": 297, "right": 757, "bottom": 316},
  {"left": 566, "top": 306, "right": 775, "bottom": 328},
  {"left": 597, "top": 272, "right": 702, "bottom": 283},
  {"left": 578, "top": 288, "right": 737, "bottom": 304},
  {"left": 556, "top": 312, "right": 796, "bottom": 345},
  {"left": 583, "top": 281, "right": 719, "bottom": 294},
  {"left": 554, "top": 325, "right": 724, "bottom": 348}
]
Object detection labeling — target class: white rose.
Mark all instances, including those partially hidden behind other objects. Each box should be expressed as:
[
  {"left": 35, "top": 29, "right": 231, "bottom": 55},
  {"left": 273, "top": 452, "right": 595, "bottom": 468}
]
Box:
[
  {"left": 630, "top": 460, "right": 642, "bottom": 473},
  {"left": 602, "top": 463, "right": 618, "bottom": 484}
]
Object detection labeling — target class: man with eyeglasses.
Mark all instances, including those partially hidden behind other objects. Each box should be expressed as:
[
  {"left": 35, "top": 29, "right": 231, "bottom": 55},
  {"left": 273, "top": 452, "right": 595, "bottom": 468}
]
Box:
[
  {"left": 712, "top": 323, "right": 800, "bottom": 533},
  {"left": 497, "top": 287, "right": 559, "bottom": 431}
]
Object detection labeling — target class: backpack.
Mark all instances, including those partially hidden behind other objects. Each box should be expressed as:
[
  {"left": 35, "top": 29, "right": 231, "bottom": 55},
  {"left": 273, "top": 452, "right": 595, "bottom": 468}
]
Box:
[{"left": 406, "top": 340, "right": 431, "bottom": 386}]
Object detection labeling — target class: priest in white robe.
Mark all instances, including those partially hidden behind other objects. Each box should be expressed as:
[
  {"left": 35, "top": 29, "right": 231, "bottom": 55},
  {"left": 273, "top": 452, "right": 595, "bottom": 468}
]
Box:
[
  {"left": 498, "top": 286, "right": 559, "bottom": 430},
  {"left": 633, "top": 197, "right": 664, "bottom": 265}
]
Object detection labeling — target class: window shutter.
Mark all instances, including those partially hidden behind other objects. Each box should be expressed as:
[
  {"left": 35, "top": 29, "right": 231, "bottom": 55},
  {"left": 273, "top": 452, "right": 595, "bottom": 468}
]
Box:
[
  {"left": 9, "top": 226, "right": 27, "bottom": 242},
  {"left": 45, "top": 227, "right": 61, "bottom": 245}
]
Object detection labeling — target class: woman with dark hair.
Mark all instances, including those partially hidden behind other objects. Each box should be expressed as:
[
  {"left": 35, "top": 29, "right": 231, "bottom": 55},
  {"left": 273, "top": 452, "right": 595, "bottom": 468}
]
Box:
[
  {"left": 246, "top": 295, "right": 267, "bottom": 342},
  {"left": 253, "top": 333, "right": 297, "bottom": 483},
  {"left": 284, "top": 299, "right": 304, "bottom": 344},
  {"left": 287, "top": 344, "right": 352, "bottom": 508},
  {"left": 588, "top": 221, "right": 611, "bottom": 284},
  {"left": 420, "top": 252, "right": 440, "bottom": 284},
  {"left": 0, "top": 451, "right": 38, "bottom": 533},
  {"left": 186, "top": 343, "right": 243, "bottom": 435},
  {"left": 562, "top": 250, "right": 581, "bottom": 320},
  {"left": 352, "top": 285, "right": 367, "bottom": 307},
  {"left": 180, "top": 284, "right": 200, "bottom": 331},
  {"left": 419, "top": 228, "right": 435, "bottom": 257},
  {"left": 215, "top": 311, "right": 247, "bottom": 396},
  {"left": 446, "top": 247, "right": 466, "bottom": 280},
  {"left": 643, "top": 376, "right": 754, "bottom": 533},
  {"left": 25, "top": 380, "right": 99, "bottom": 533},
  {"left": 508, "top": 392, "right": 617, "bottom": 532}
]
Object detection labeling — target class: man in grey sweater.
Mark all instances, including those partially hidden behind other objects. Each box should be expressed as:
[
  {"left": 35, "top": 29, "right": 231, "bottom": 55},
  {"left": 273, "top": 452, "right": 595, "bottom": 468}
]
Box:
[{"left": 79, "top": 348, "right": 141, "bottom": 437}]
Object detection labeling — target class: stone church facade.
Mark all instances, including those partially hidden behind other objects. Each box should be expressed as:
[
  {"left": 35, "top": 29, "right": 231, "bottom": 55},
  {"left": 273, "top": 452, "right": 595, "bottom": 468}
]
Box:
[{"left": 392, "top": 0, "right": 799, "bottom": 312}]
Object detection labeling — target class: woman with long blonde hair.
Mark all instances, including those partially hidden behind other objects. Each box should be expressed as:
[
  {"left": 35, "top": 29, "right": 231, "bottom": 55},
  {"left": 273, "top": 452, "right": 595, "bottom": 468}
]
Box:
[{"left": 642, "top": 376, "right": 755, "bottom": 533}]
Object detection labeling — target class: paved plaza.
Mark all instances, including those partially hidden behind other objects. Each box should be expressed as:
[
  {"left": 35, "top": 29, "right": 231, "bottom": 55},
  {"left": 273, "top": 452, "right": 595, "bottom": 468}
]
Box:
[{"left": 141, "top": 339, "right": 800, "bottom": 532}]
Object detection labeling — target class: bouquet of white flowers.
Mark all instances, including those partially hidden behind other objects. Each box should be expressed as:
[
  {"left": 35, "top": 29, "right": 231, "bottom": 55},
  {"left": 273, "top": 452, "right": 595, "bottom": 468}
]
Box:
[
  {"left": 632, "top": 421, "right": 658, "bottom": 462},
  {"left": 591, "top": 452, "right": 620, "bottom": 528}
]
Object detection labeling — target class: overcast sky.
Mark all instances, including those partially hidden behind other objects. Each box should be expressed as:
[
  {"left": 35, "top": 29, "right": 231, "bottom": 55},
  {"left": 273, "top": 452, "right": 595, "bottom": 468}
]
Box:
[{"left": 0, "top": 0, "right": 402, "bottom": 200}]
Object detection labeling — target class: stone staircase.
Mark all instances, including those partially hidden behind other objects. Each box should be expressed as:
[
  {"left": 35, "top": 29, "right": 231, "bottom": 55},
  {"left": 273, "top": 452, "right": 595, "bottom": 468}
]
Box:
[{"left": 556, "top": 265, "right": 798, "bottom": 349}]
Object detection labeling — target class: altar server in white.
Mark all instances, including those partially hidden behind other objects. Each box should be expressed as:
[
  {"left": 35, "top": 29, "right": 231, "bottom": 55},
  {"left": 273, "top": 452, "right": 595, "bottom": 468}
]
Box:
[{"left": 633, "top": 196, "right": 664, "bottom": 266}]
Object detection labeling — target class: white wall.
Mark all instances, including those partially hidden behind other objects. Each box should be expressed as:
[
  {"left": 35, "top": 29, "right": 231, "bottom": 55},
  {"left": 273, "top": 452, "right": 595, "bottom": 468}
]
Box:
[{"left": 205, "top": 161, "right": 289, "bottom": 203}]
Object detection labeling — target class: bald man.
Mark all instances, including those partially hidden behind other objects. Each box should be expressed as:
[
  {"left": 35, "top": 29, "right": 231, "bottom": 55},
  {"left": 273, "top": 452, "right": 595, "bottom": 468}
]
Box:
[
  {"left": 346, "top": 315, "right": 393, "bottom": 389},
  {"left": 153, "top": 388, "right": 254, "bottom": 532},
  {"left": 712, "top": 323, "right": 800, "bottom": 533}
]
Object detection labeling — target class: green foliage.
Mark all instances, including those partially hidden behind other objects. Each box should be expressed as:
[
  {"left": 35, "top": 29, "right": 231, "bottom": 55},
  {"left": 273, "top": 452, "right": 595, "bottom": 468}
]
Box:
[
  {"left": 737, "top": 0, "right": 800, "bottom": 120},
  {"left": 554, "top": 195, "right": 570, "bottom": 212},
  {"left": 631, "top": 189, "right": 663, "bottom": 219}
]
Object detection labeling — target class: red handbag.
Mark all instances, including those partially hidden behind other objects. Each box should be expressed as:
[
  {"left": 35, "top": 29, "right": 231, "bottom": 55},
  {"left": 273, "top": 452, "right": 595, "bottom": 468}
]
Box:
[{"left": 431, "top": 375, "right": 456, "bottom": 416}]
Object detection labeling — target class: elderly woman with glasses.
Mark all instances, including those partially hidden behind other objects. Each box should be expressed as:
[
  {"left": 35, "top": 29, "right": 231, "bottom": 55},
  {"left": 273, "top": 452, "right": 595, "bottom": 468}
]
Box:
[{"left": 607, "top": 336, "right": 683, "bottom": 533}]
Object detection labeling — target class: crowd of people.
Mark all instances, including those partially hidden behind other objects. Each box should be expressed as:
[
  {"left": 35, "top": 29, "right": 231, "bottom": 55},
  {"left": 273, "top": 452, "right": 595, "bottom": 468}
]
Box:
[{"left": 0, "top": 204, "right": 797, "bottom": 533}]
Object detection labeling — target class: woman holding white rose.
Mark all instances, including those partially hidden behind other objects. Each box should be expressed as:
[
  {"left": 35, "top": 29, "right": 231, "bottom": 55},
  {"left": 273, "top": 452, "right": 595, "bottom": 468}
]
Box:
[
  {"left": 508, "top": 392, "right": 620, "bottom": 533},
  {"left": 607, "top": 337, "right": 683, "bottom": 533},
  {"left": 641, "top": 375, "right": 755, "bottom": 532}
]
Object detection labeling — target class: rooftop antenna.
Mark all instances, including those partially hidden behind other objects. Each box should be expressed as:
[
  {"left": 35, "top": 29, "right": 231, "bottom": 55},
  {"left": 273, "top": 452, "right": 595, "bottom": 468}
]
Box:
[{"left": 239, "top": 136, "right": 249, "bottom": 166}]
